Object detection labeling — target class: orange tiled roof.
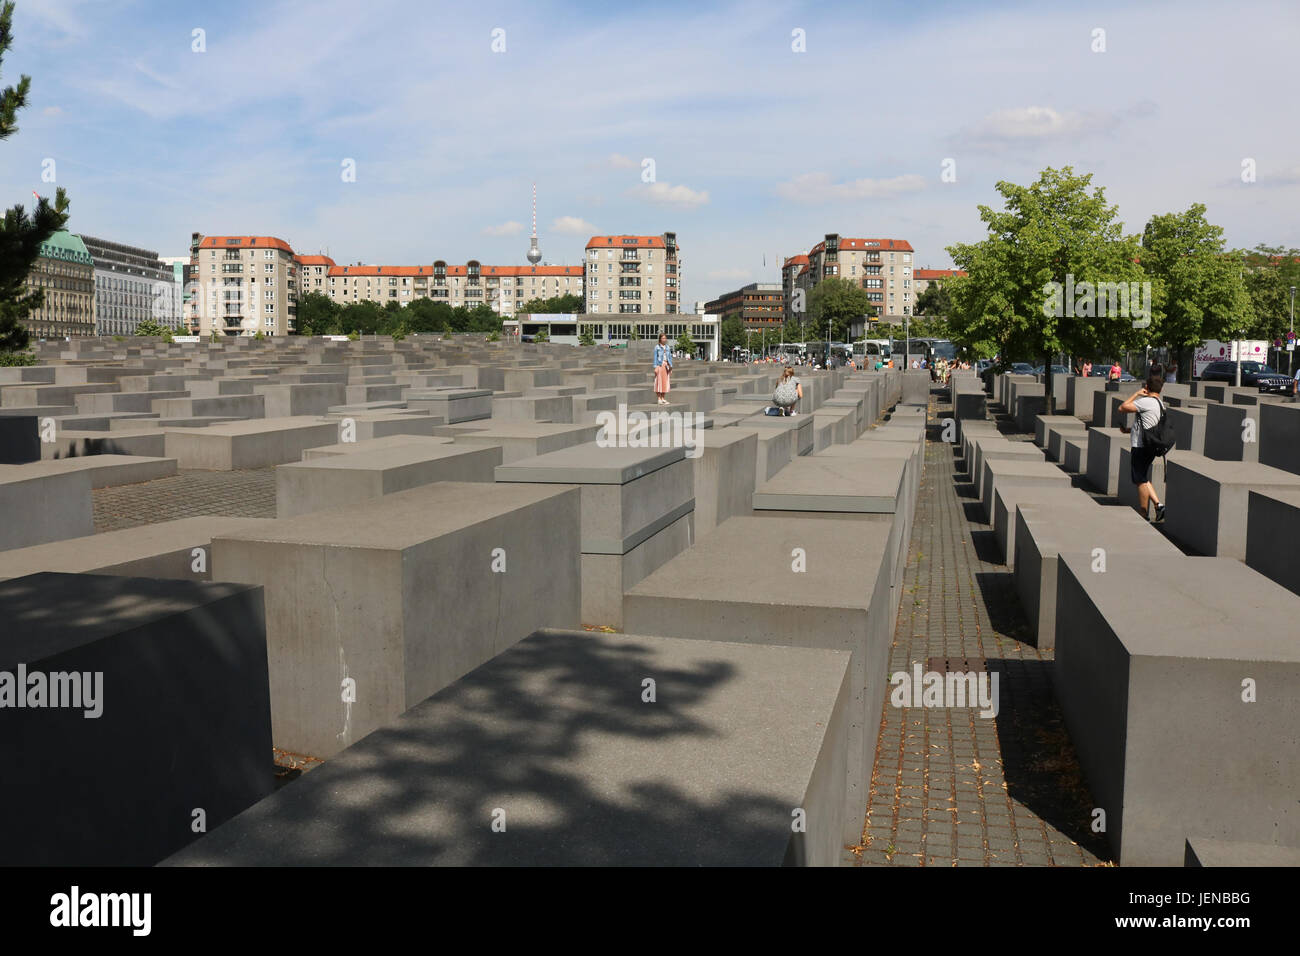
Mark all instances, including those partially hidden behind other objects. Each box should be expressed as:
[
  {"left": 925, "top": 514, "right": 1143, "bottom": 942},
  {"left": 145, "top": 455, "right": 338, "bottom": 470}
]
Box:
[
  {"left": 295, "top": 254, "right": 337, "bottom": 266},
  {"left": 783, "top": 255, "right": 810, "bottom": 267},
  {"left": 806, "top": 237, "right": 914, "bottom": 255},
  {"left": 327, "top": 264, "right": 584, "bottom": 278},
  {"left": 200, "top": 235, "right": 295, "bottom": 253},
  {"left": 585, "top": 235, "right": 668, "bottom": 249}
]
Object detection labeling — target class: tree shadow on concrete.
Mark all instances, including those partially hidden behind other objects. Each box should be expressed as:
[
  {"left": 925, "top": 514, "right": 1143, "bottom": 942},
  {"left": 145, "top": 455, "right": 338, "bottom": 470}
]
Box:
[
  {"left": 983, "top": 657, "right": 1113, "bottom": 862},
  {"left": 166, "top": 630, "right": 809, "bottom": 867}
]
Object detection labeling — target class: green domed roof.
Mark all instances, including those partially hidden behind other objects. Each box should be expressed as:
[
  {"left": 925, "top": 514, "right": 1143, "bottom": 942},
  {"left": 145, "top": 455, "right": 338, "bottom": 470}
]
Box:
[{"left": 39, "top": 230, "right": 93, "bottom": 265}]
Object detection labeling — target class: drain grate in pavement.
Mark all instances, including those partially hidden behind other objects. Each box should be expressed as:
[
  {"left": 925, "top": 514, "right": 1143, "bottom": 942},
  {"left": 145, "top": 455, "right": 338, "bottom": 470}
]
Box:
[{"left": 927, "top": 656, "right": 987, "bottom": 673}]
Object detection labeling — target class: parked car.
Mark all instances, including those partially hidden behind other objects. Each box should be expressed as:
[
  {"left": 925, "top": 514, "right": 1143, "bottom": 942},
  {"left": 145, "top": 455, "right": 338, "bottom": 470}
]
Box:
[
  {"left": 1030, "top": 364, "right": 1071, "bottom": 375},
  {"left": 1200, "top": 360, "right": 1296, "bottom": 394},
  {"left": 1010, "top": 362, "right": 1035, "bottom": 374},
  {"left": 1088, "top": 365, "right": 1137, "bottom": 382}
]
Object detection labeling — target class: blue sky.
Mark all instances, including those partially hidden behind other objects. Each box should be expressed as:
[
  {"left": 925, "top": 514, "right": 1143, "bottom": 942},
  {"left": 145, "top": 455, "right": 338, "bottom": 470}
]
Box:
[{"left": 4, "top": 0, "right": 1298, "bottom": 308}]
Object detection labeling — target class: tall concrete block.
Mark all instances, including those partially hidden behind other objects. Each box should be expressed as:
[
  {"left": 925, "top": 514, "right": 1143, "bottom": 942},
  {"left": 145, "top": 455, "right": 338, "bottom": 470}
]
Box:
[
  {"left": 1163, "top": 453, "right": 1300, "bottom": 558},
  {"left": 1258, "top": 403, "right": 1300, "bottom": 475},
  {"left": 692, "top": 428, "right": 757, "bottom": 538},
  {"left": 1084, "top": 427, "right": 1125, "bottom": 496},
  {"left": 1204, "top": 402, "right": 1258, "bottom": 463},
  {"left": 1245, "top": 488, "right": 1300, "bottom": 597},
  {"left": 213, "top": 481, "right": 581, "bottom": 758},
  {"left": 1168, "top": 406, "right": 1208, "bottom": 455},
  {"left": 0, "top": 573, "right": 271, "bottom": 865},
  {"left": 495, "top": 444, "right": 693, "bottom": 627},
  {"left": 0, "top": 415, "right": 39, "bottom": 464},
  {"left": 1053, "top": 555, "right": 1300, "bottom": 866}
]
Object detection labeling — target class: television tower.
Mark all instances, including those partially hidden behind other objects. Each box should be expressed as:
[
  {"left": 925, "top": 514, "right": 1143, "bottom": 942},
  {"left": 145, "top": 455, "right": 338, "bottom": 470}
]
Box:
[{"left": 526, "top": 183, "right": 542, "bottom": 265}]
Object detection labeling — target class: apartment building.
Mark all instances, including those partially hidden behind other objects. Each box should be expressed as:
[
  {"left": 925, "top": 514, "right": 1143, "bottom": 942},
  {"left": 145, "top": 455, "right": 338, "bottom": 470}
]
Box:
[
  {"left": 913, "top": 268, "right": 966, "bottom": 299},
  {"left": 82, "top": 235, "right": 182, "bottom": 335},
  {"left": 783, "top": 234, "right": 916, "bottom": 321},
  {"left": 326, "top": 261, "right": 583, "bottom": 316},
  {"left": 22, "top": 230, "right": 95, "bottom": 339},
  {"left": 703, "top": 282, "right": 784, "bottom": 330},
  {"left": 191, "top": 235, "right": 298, "bottom": 337},
  {"left": 584, "top": 233, "right": 680, "bottom": 315},
  {"left": 296, "top": 254, "right": 337, "bottom": 297}
]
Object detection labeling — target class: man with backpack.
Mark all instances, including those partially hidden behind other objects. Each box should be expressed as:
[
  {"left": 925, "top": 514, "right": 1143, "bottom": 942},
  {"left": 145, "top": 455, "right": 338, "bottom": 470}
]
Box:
[{"left": 1119, "top": 371, "right": 1174, "bottom": 523}]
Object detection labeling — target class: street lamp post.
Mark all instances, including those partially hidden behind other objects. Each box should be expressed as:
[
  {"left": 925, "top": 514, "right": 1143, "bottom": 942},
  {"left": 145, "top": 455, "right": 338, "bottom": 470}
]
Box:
[{"left": 1289, "top": 285, "right": 1296, "bottom": 378}]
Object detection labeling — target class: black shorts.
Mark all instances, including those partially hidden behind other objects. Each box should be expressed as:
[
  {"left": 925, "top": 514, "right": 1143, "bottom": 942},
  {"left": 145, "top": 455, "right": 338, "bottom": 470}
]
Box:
[{"left": 1130, "top": 444, "right": 1156, "bottom": 485}]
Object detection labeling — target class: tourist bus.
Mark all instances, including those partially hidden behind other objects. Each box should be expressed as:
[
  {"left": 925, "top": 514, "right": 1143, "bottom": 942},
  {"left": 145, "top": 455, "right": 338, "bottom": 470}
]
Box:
[{"left": 853, "top": 339, "right": 893, "bottom": 364}]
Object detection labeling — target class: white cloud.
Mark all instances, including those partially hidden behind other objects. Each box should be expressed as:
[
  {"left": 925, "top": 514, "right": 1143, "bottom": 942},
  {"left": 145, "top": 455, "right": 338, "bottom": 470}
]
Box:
[
  {"left": 607, "top": 153, "right": 639, "bottom": 169},
  {"left": 634, "top": 181, "right": 709, "bottom": 208},
  {"left": 551, "top": 216, "right": 597, "bottom": 234},
  {"left": 952, "top": 106, "right": 1126, "bottom": 150},
  {"left": 483, "top": 221, "right": 524, "bottom": 236},
  {"left": 775, "top": 173, "right": 926, "bottom": 203},
  {"left": 42, "top": 106, "right": 63, "bottom": 116}
]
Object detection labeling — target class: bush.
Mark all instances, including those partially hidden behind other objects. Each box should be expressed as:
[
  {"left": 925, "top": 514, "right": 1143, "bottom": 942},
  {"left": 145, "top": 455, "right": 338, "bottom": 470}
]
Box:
[
  {"left": 347, "top": 331, "right": 360, "bottom": 341},
  {"left": 486, "top": 331, "right": 500, "bottom": 342},
  {"left": 0, "top": 350, "right": 38, "bottom": 367}
]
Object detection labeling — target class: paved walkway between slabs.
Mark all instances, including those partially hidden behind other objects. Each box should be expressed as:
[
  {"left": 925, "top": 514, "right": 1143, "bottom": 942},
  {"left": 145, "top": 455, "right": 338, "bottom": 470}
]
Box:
[{"left": 853, "top": 388, "right": 1111, "bottom": 867}]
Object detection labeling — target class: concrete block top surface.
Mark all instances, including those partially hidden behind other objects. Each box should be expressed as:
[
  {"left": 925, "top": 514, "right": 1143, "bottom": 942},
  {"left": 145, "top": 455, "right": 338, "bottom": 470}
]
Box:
[
  {"left": 0, "top": 454, "right": 174, "bottom": 479},
  {"left": 279, "top": 443, "right": 492, "bottom": 472},
  {"left": 1059, "top": 554, "right": 1300, "bottom": 661},
  {"left": 494, "top": 441, "right": 684, "bottom": 485},
  {"left": 0, "top": 517, "right": 264, "bottom": 579},
  {"left": 1016, "top": 501, "right": 1175, "bottom": 555},
  {"left": 1170, "top": 453, "right": 1300, "bottom": 486},
  {"left": 454, "top": 422, "right": 598, "bottom": 440},
  {"left": 164, "top": 627, "right": 851, "bottom": 866},
  {"left": 1248, "top": 487, "right": 1300, "bottom": 510},
  {"left": 162, "top": 416, "right": 332, "bottom": 437},
  {"left": 0, "top": 571, "right": 258, "bottom": 665},
  {"left": 216, "top": 481, "right": 576, "bottom": 550},
  {"left": 628, "top": 516, "right": 890, "bottom": 610},
  {"left": 754, "top": 456, "right": 906, "bottom": 501}
]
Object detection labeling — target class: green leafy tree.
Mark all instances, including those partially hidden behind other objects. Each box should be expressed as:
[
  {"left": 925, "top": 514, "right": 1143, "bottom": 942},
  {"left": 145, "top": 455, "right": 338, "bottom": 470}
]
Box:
[
  {"left": 533, "top": 329, "right": 549, "bottom": 343},
  {"left": 519, "top": 293, "right": 583, "bottom": 314},
  {"left": 294, "top": 292, "right": 341, "bottom": 336},
  {"left": 403, "top": 298, "right": 450, "bottom": 334},
  {"left": 1237, "top": 244, "right": 1300, "bottom": 342},
  {"left": 134, "top": 318, "right": 173, "bottom": 341},
  {"left": 578, "top": 326, "right": 596, "bottom": 347},
  {"left": 486, "top": 330, "right": 500, "bottom": 342},
  {"left": 674, "top": 330, "right": 695, "bottom": 355},
  {"left": 807, "top": 277, "right": 872, "bottom": 344},
  {"left": 1140, "top": 205, "right": 1252, "bottom": 377},
  {"left": 0, "top": 2, "right": 71, "bottom": 352},
  {"left": 340, "top": 300, "right": 385, "bottom": 336},
  {"left": 913, "top": 282, "right": 953, "bottom": 319},
  {"left": 947, "top": 166, "right": 1146, "bottom": 410},
  {"left": 719, "top": 316, "right": 745, "bottom": 355}
]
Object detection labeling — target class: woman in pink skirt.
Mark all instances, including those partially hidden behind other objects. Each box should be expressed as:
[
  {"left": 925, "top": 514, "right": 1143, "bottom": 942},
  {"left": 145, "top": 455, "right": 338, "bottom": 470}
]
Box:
[{"left": 653, "top": 333, "right": 672, "bottom": 404}]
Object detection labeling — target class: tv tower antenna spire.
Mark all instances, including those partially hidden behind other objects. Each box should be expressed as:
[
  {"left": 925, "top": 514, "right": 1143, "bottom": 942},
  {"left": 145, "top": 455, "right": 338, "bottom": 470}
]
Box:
[{"left": 527, "top": 183, "right": 542, "bottom": 265}]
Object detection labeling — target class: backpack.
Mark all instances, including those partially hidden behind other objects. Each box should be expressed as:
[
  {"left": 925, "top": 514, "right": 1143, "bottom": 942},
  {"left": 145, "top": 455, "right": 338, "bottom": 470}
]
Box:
[
  {"left": 773, "top": 379, "right": 798, "bottom": 406},
  {"left": 1142, "top": 399, "right": 1176, "bottom": 457}
]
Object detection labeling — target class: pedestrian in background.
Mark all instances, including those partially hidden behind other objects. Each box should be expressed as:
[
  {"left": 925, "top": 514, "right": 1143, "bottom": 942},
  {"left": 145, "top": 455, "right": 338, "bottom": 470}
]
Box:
[{"left": 653, "top": 333, "right": 672, "bottom": 405}]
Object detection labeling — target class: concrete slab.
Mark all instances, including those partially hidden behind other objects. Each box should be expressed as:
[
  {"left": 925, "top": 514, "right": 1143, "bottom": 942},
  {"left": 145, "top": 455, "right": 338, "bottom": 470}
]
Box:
[
  {"left": 979, "top": 456, "right": 1070, "bottom": 523},
  {"left": 1258, "top": 403, "right": 1300, "bottom": 475},
  {"left": 0, "top": 517, "right": 266, "bottom": 581},
  {"left": 164, "top": 417, "right": 340, "bottom": 470},
  {"left": 753, "top": 456, "right": 906, "bottom": 514},
  {"left": 1085, "top": 427, "right": 1126, "bottom": 496},
  {"left": 1185, "top": 837, "right": 1300, "bottom": 867},
  {"left": 1053, "top": 555, "right": 1300, "bottom": 866},
  {"left": 692, "top": 428, "right": 757, "bottom": 538},
  {"left": 991, "top": 483, "right": 1095, "bottom": 568},
  {"left": 0, "top": 453, "right": 176, "bottom": 489},
  {"left": 1245, "top": 487, "right": 1300, "bottom": 597},
  {"left": 1062, "top": 435, "right": 1089, "bottom": 474},
  {"left": 301, "top": 435, "right": 453, "bottom": 459},
  {"left": 1168, "top": 406, "right": 1208, "bottom": 456},
  {"left": 212, "top": 481, "right": 581, "bottom": 758},
  {"left": 1204, "top": 402, "right": 1259, "bottom": 463},
  {"left": 1163, "top": 453, "right": 1300, "bottom": 558},
  {"left": 450, "top": 422, "right": 601, "bottom": 464},
  {"left": 0, "top": 573, "right": 271, "bottom": 865},
  {"left": 625, "top": 516, "right": 893, "bottom": 847},
  {"left": 1014, "top": 503, "right": 1177, "bottom": 648},
  {"left": 163, "top": 628, "right": 854, "bottom": 867},
  {"left": 0, "top": 468, "right": 94, "bottom": 552},
  {"left": 275, "top": 443, "right": 502, "bottom": 517}
]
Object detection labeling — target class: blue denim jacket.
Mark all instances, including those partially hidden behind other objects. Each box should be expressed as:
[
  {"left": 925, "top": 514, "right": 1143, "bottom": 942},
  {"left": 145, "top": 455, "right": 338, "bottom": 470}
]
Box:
[{"left": 654, "top": 344, "right": 671, "bottom": 369}]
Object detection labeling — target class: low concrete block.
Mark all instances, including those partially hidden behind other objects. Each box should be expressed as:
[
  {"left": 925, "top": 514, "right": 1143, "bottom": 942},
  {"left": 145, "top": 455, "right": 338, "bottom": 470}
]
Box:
[
  {"left": 451, "top": 422, "right": 600, "bottom": 464},
  {"left": 1258, "top": 403, "right": 1300, "bottom": 475},
  {"left": 0, "top": 516, "right": 266, "bottom": 581},
  {"left": 1204, "top": 402, "right": 1259, "bottom": 463},
  {"left": 1053, "top": 555, "right": 1300, "bottom": 865},
  {"left": 1168, "top": 406, "right": 1208, "bottom": 455},
  {"left": 979, "top": 457, "right": 1071, "bottom": 524},
  {"left": 276, "top": 444, "right": 502, "bottom": 517},
  {"left": 1062, "top": 435, "right": 1089, "bottom": 473},
  {"left": 164, "top": 417, "right": 340, "bottom": 470},
  {"left": 213, "top": 481, "right": 581, "bottom": 758},
  {"left": 625, "top": 516, "right": 893, "bottom": 848},
  {"left": 0, "top": 467, "right": 95, "bottom": 552},
  {"left": 301, "top": 435, "right": 453, "bottom": 459},
  {"left": 1185, "top": 837, "right": 1300, "bottom": 867},
  {"left": 163, "top": 628, "right": 854, "bottom": 867},
  {"left": 0, "top": 415, "right": 40, "bottom": 464},
  {"left": 0, "top": 573, "right": 271, "bottom": 865},
  {"left": 991, "top": 483, "right": 1094, "bottom": 568}
]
